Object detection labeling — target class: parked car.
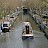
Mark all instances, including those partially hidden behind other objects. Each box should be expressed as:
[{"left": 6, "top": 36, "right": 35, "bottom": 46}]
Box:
[
  {"left": 35, "top": 17, "right": 41, "bottom": 24},
  {"left": 10, "top": 16, "right": 15, "bottom": 21},
  {"left": 43, "top": 16, "right": 48, "bottom": 18},
  {"left": 33, "top": 14, "right": 41, "bottom": 24},
  {"left": 1, "top": 22, "right": 11, "bottom": 33},
  {"left": 39, "top": 20, "right": 47, "bottom": 31},
  {"left": 45, "top": 23, "right": 48, "bottom": 28},
  {"left": 32, "top": 14, "right": 38, "bottom": 20}
]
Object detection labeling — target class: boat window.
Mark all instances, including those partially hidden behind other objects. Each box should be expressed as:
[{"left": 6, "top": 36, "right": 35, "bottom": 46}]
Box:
[
  {"left": 25, "top": 25, "right": 29, "bottom": 34},
  {"left": 3, "top": 24, "right": 8, "bottom": 27}
]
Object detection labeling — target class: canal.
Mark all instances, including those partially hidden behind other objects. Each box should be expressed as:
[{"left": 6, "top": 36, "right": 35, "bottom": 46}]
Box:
[{"left": 0, "top": 13, "right": 48, "bottom": 48}]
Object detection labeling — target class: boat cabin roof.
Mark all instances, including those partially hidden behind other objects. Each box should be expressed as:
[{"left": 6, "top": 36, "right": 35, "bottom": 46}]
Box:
[{"left": 23, "top": 22, "right": 32, "bottom": 29}]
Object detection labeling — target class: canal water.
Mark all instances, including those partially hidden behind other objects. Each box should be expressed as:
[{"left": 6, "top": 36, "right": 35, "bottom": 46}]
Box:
[{"left": 0, "top": 13, "right": 48, "bottom": 48}]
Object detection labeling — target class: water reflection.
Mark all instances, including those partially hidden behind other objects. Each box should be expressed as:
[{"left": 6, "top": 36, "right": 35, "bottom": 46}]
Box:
[
  {"left": 0, "top": 33, "right": 9, "bottom": 48},
  {"left": 23, "top": 39, "right": 33, "bottom": 48}
]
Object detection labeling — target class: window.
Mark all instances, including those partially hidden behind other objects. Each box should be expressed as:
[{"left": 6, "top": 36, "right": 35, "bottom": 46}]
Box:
[{"left": 3, "top": 24, "right": 8, "bottom": 27}]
